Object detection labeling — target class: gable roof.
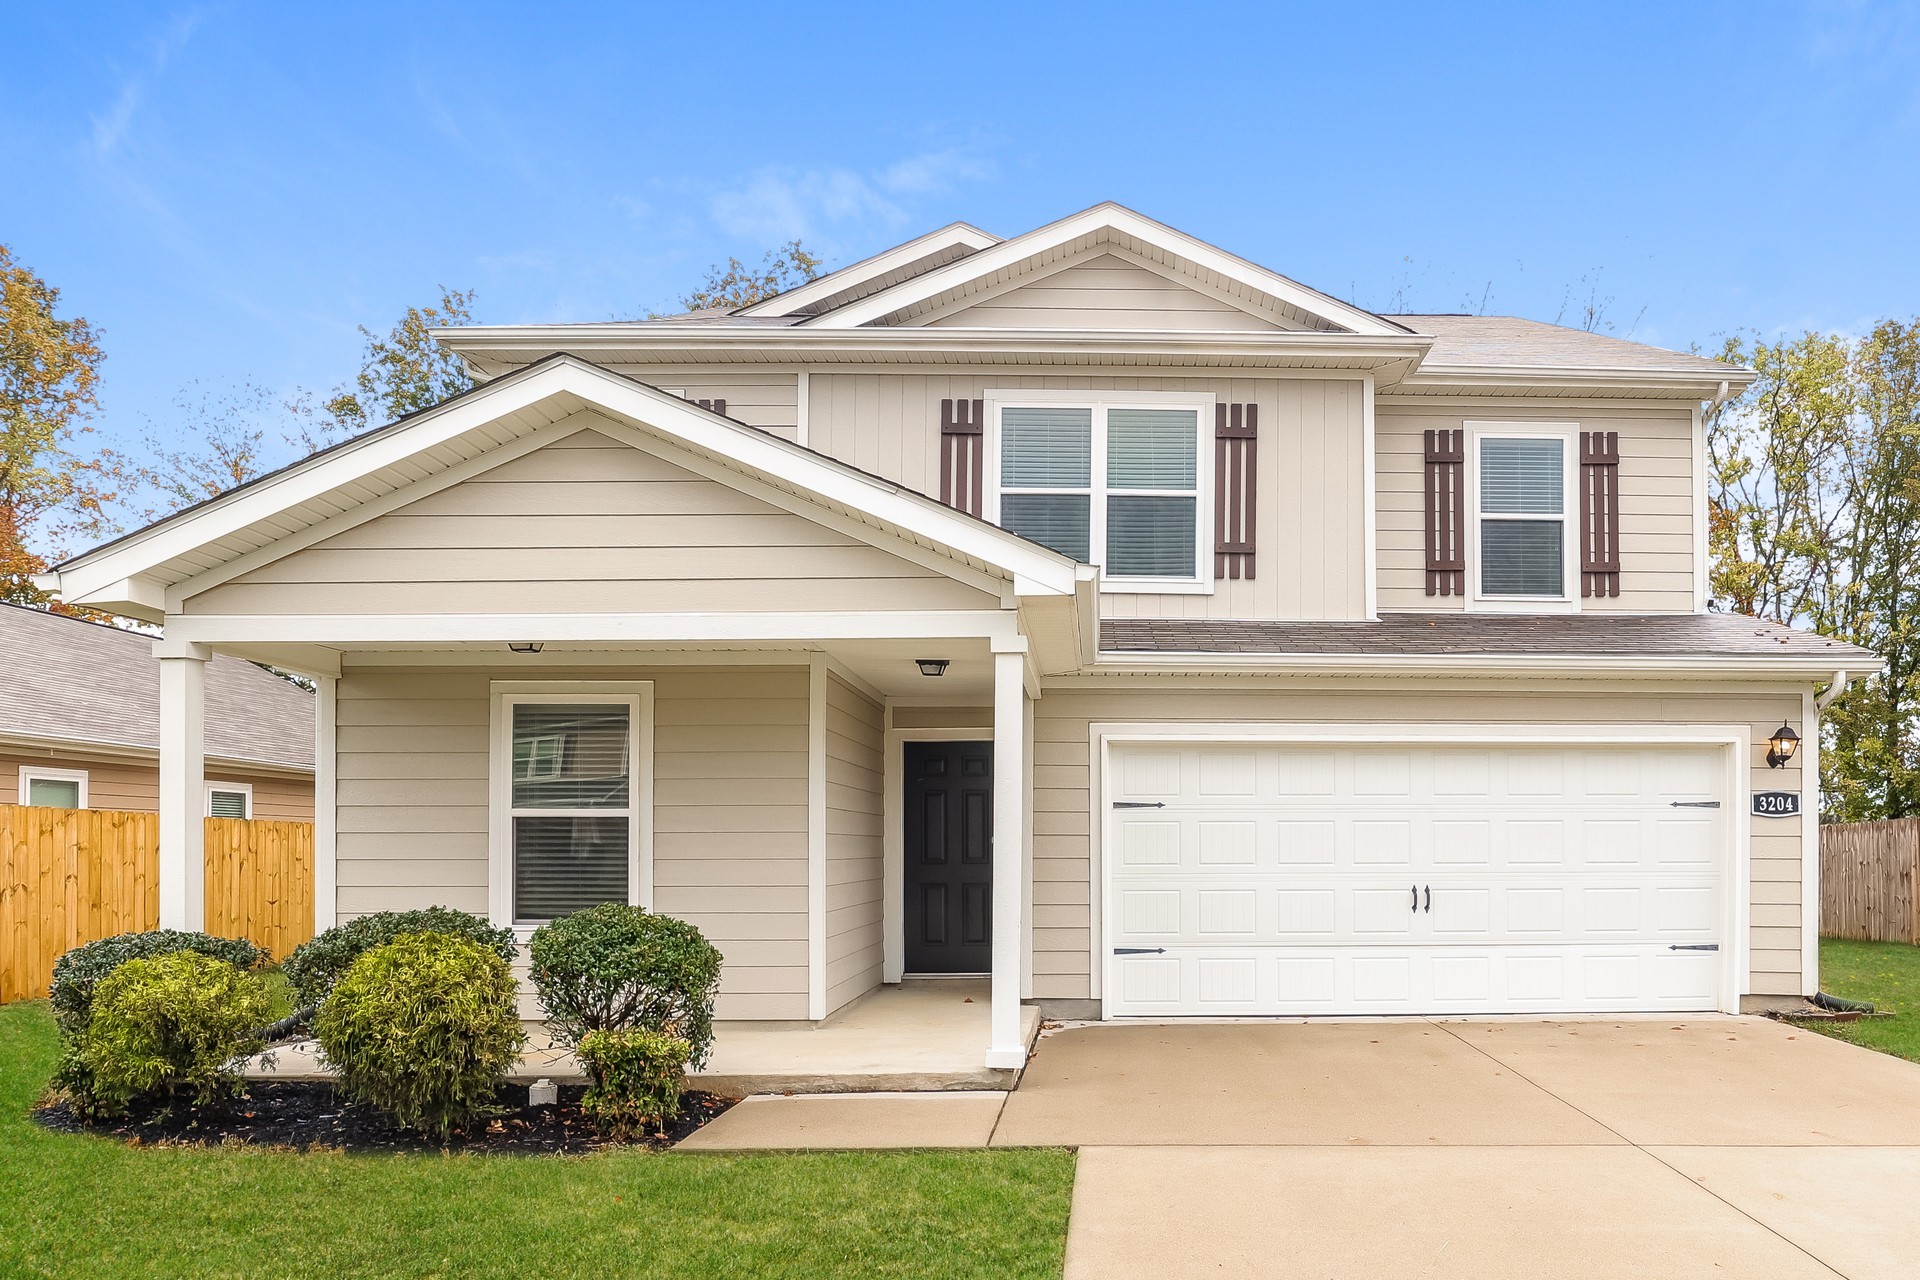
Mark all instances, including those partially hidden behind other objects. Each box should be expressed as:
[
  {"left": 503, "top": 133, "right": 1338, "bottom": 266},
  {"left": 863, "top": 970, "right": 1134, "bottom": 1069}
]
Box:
[
  {"left": 43, "top": 354, "right": 1083, "bottom": 622},
  {"left": 734, "top": 222, "right": 1000, "bottom": 318},
  {"left": 0, "top": 604, "right": 313, "bottom": 770}
]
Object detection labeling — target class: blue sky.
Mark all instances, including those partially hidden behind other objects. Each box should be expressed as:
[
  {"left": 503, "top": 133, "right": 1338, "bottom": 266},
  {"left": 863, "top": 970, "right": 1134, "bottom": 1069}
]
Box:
[{"left": 3, "top": 2, "right": 1918, "bottom": 475}]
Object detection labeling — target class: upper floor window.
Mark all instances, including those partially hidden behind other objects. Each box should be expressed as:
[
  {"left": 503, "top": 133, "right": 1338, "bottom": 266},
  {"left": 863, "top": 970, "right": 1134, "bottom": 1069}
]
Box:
[
  {"left": 988, "top": 395, "right": 1210, "bottom": 591},
  {"left": 1474, "top": 431, "right": 1573, "bottom": 603}
]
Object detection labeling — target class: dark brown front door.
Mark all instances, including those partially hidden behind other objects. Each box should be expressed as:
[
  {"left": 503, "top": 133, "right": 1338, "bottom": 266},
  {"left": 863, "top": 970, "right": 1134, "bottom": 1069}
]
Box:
[{"left": 904, "top": 740, "right": 993, "bottom": 973}]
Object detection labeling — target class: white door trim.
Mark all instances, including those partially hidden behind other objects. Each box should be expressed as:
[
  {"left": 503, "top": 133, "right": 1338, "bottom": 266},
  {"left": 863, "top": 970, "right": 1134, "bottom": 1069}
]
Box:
[
  {"left": 882, "top": 721, "right": 994, "bottom": 983},
  {"left": 1088, "top": 721, "right": 1752, "bottom": 1015}
]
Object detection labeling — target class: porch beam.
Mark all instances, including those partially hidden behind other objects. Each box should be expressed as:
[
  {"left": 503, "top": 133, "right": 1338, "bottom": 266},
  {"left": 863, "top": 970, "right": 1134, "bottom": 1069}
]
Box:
[
  {"left": 155, "top": 644, "right": 210, "bottom": 930},
  {"left": 986, "top": 649, "right": 1028, "bottom": 1069},
  {"left": 163, "top": 610, "right": 1022, "bottom": 646}
]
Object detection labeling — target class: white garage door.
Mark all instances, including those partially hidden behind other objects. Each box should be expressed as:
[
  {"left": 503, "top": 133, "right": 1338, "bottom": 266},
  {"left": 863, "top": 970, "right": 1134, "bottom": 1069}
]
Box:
[{"left": 1104, "top": 742, "right": 1730, "bottom": 1017}]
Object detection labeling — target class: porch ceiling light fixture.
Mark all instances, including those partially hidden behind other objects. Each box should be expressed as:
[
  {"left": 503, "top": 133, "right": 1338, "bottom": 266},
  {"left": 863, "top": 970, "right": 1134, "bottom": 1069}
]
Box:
[
  {"left": 915, "top": 658, "right": 950, "bottom": 677},
  {"left": 1766, "top": 721, "right": 1800, "bottom": 769},
  {"left": 508, "top": 642, "right": 544, "bottom": 654}
]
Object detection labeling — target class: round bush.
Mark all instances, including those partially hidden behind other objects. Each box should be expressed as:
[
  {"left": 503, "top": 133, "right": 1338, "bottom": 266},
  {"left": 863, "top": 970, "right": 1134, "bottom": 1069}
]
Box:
[
  {"left": 576, "top": 1027, "right": 690, "bottom": 1138},
  {"left": 528, "top": 904, "right": 722, "bottom": 1068},
  {"left": 284, "top": 907, "right": 517, "bottom": 1009},
  {"left": 51, "top": 930, "right": 263, "bottom": 1036},
  {"left": 67, "top": 951, "right": 272, "bottom": 1117},
  {"left": 313, "top": 932, "right": 525, "bottom": 1138}
]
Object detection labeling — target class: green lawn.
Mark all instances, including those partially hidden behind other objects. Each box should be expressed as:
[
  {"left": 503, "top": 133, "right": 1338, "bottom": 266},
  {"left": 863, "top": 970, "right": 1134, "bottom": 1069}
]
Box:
[
  {"left": 0, "top": 1002, "right": 1073, "bottom": 1279},
  {"left": 1810, "top": 938, "right": 1920, "bottom": 1064}
]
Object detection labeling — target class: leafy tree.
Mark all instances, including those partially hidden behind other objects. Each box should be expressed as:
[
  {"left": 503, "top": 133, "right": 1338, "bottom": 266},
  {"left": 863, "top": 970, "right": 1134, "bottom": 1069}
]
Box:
[
  {"left": 135, "top": 384, "right": 285, "bottom": 518},
  {"left": 0, "top": 245, "right": 120, "bottom": 606},
  {"left": 319, "top": 286, "right": 477, "bottom": 438},
  {"left": 676, "top": 240, "right": 823, "bottom": 312}
]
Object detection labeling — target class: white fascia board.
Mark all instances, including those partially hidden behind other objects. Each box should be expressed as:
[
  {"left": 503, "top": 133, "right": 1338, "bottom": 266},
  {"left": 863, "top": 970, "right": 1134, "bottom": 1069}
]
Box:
[
  {"left": 807, "top": 203, "right": 1405, "bottom": 335},
  {"left": 52, "top": 356, "right": 1080, "bottom": 602},
  {"left": 736, "top": 223, "right": 1001, "bottom": 317},
  {"left": 1085, "top": 652, "right": 1885, "bottom": 679},
  {"left": 1397, "top": 364, "right": 1758, "bottom": 397},
  {"left": 164, "top": 610, "right": 1023, "bottom": 646}
]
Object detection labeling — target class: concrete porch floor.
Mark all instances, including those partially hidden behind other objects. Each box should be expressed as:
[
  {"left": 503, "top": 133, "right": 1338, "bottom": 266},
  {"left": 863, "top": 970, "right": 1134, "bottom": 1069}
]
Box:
[{"left": 245, "top": 979, "right": 1041, "bottom": 1095}]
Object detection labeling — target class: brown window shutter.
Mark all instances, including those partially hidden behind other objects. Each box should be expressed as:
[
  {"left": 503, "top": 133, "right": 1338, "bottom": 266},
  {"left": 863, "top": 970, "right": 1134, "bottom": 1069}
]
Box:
[
  {"left": 1214, "top": 404, "right": 1258, "bottom": 579},
  {"left": 1580, "top": 430, "right": 1621, "bottom": 598},
  {"left": 696, "top": 398, "right": 727, "bottom": 416},
  {"left": 1423, "top": 428, "right": 1465, "bottom": 596},
  {"left": 939, "top": 398, "right": 985, "bottom": 517}
]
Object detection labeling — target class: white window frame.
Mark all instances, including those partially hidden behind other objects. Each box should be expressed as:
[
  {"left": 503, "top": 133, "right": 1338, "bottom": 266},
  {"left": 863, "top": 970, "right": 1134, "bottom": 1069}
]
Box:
[
  {"left": 488, "top": 680, "right": 655, "bottom": 936},
  {"left": 1466, "top": 420, "right": 1581, "bottom": 614},
  {"left": 205, "top": 781, "right": 253, "bottom": 818},
  {"left": 983, "top": 388, "right": 1216, "bottom": 595},
  {"left": 20, "top": 765, "right": 88, "bottom": 809}
]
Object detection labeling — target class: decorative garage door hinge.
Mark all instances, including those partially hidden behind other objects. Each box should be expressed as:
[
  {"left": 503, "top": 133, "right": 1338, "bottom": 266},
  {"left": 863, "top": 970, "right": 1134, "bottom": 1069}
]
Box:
[
  {"left": 1670, "top": 800, "right": 1721, "bottom": 808},
  {"left": 1113, "top": 947, "right": 1167, "bottom": 955},
  {"left": 1668, "top": 944, "right": 1720, "bottom": 951},
  {"left": 1112, "top": 801, "right": 1166, "bottom": 809}
]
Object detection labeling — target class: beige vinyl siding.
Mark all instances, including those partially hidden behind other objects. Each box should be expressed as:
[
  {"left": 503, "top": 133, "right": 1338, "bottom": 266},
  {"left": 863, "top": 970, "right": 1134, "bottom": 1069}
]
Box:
[
  {"left": 824, "top": 674, "right": 884, "bottom": 1013},
  {"left": 1028, "top": 685, "right": 1805, "bottom": 1001},
  {"left": 922, "top": 254, "right": 1283, "bottom": 331},
  {"left": 183, "top": 424, "right": 997, "bottom": 617},
  {"left": 806, "top": 373, "right": 1367, "bottom": 620},
  {"left": 1, "top": 749, "right": 312, "bottom": 819},
  {"left": 334, "top": 664, "right": 812, "bottom": 1020},
  {"left": 631, "top": 367, "right": 800, "bottom": 440},
  {"left": 1377, "top": 403, "right": 1698, "bottom": 614}
]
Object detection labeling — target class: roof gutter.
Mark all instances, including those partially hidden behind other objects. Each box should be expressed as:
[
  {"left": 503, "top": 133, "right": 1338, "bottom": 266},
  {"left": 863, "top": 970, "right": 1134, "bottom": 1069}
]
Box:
[{"left": 1087, "top": 651, "right": 1884, "bottom": 680}]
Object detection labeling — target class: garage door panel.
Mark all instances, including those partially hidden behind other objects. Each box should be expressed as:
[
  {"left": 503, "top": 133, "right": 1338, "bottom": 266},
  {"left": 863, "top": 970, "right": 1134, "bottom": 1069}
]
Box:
[{"left": 1106, "top": 742, "right": 1728, "bottom": 1017}]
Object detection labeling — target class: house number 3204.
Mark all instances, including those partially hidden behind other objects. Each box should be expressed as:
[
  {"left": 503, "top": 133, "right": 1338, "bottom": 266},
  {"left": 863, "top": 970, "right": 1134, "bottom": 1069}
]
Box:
[{"left": 1751, "top": 791, "right": 1801, "bottom": 817}]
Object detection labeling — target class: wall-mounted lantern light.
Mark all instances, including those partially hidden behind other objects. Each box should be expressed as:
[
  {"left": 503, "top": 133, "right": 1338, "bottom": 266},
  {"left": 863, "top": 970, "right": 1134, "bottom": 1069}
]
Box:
[
  {"left": 508, "top": 642, "right": 544, "bottom": 654},
  {"left": 915, "top": 658, "right": 950, "bottom": 677},
  {"left": 1766, "top": 721, "right": 1800, "bottom": 769}
]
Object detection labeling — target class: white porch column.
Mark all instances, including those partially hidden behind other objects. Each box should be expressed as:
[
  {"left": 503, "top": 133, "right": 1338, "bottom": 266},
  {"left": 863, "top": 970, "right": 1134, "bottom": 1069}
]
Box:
[
  {"left": 986, "top": 644, "right": 1029, "bottom": 1069},
  {"left": 313, "top": 674, "right": 339, "bottom": 933},
  {"left": 155, "top": 640, "right": 210, "bottom": 930}
]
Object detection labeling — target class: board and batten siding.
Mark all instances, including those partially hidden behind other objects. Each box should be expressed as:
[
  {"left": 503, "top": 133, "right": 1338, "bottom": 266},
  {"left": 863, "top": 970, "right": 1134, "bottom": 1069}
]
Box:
[
  {"left": 920, "top": 254, "right": 1286, "bottom": 332},
  {"left": 0, "top": 750, "right": 313, "bottom": 820},
  {"left": 182, "top": 422, "right": 997, "bottom": 618},
  {"left": 805, "top": 373, "right": 1367, "bottom": 621},
  {"left": 1376, "top": 403, "right": 1698, "bottom": 614},
  {"left": 334, "top": 664, "right": 813, "bottom": 1020},
  {"left": 824, "top": 674, "right": 885, "bottom": 1014},
  {"left": 1027, "top": 686, "right": 1806, "bottom": 1002}
]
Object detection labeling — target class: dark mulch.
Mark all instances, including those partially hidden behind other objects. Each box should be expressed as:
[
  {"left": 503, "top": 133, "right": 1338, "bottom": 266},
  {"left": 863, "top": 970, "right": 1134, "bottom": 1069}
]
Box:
[{"left": 34, "top": 1081, "right": 736, "bottom": 1155}]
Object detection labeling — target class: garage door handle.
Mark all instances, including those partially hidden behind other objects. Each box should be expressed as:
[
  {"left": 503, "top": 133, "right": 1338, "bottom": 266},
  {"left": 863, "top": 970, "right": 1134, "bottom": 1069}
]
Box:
[
  {"left": 1424, "top": 884, "right": 1431, "bottom": 913},
  {"left": 1113, "top": 947, "right": 1166, "bottom": 955},
  {"left": 1670, "top": 801, "right": 1721, "bottom": 808},
  {"left": 1411, "top": 884, "right": 1418, "bottom": 911},
  {"left": 1113, "top": 801, "right": 1166, "bottom": 809},
  {"left": 1669, "top": 943, "right": 1720, "bottom": 952}
]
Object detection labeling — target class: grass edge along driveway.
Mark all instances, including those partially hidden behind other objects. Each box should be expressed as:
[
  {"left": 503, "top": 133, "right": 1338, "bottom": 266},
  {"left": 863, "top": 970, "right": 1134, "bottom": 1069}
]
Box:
[
  {"left": 1812, "top": 937, "right": 1920, "bottom": 1064},
  {"left": 0, "top": 1003, "right": 1072, "bottom": 1280}
]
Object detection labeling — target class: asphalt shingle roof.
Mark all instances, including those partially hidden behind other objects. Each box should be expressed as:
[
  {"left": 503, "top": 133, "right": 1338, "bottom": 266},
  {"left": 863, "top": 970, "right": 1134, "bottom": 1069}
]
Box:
[
  {"left": 0, "top": 604, "right": 313, "bottom": 770},
  {"left": 1386, "top": 315, "right": 1739, "bottom": 375},
  {"left": 1100, "top": 613, "right": 1875, "bottom": 662}
]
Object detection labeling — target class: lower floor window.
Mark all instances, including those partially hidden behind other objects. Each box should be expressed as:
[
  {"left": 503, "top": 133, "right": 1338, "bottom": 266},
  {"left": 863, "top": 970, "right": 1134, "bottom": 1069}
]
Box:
[
  {"left": 21, "top": 767, "right": 86, "bottom": 809},
  {"left": 206, "top": 784, "right": 252, "bottom": 818}
]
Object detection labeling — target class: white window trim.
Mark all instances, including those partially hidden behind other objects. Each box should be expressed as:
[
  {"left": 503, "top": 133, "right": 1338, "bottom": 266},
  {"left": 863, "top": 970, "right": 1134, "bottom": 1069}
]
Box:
[
  {"left": 488, "top": 680, "right": 655, "bottom": 938},
  {"left": 983, "top": 388, "right": 1216, "bottom": 595},
  {"left": 1466, "top": 420, "right": 1581, "bottom": 614},
  {"left": 20, "top": 765, "right": 88, "bottom": 809},
  {"left": 205, "top": 780, "right": 253, "bottom": 818}
]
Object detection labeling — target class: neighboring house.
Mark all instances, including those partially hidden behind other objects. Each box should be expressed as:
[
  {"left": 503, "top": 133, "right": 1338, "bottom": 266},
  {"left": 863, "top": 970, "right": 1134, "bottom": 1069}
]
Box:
[
  {"left": 0, "top": 603, "right": 313, "bottom": 820},
  {"left": 39, "top": 204, "right": 1877, "bottom": 1069}
]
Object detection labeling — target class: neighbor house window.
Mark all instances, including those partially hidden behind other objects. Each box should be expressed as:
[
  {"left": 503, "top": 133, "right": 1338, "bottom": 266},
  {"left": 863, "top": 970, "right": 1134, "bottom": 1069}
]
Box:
[
  {"left": 491, "top": 686, "right": 652, "bottom": 929},
  {"left": 991, "top": 396, "right": 1208, "bottom": 587},
  {"left": 1477, "top": 435, "right": 1568, "bottom": 599},
  {"left": 206, "top": 783, "right": 252, "bottom": 819},
  {"left": 20, "top": 766, "right": 87, "bottom": 809}
]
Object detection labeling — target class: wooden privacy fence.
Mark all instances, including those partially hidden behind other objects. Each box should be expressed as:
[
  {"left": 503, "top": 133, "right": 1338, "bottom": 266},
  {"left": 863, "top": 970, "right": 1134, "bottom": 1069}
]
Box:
[
  {"left": 0, "top": 804, "right": 315, "bottom": 1003},
  {"left": 1821, "top": 818, "right": 1920, "bottom": 945}
]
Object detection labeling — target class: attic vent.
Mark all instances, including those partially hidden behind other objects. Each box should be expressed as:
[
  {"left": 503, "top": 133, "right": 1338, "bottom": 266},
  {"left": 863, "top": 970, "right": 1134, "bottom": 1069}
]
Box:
[
  {"left": 1579, "top": 430, "right": 1621, "bottom": 597},
  {"left": 1423, "top": 428, "right": 1465, "bottom": 596},
  {"left": 1214, "top": 403, "right": 1257, "bottom": 579},
  {"left": 940, "top": 398, "right": 985, "bottom": 517}
]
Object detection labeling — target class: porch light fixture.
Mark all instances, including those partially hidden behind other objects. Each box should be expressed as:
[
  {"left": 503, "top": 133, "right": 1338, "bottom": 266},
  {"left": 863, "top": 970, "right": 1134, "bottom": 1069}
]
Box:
[
  {"left": 1766, "top": 721, "right": 1800, "bottom": 769},
  {"left": 508, "top": 642, "right": 544, "bottom": 654},
  {"left": 915, "top": 658, "right": 950, "bottom": 677}
]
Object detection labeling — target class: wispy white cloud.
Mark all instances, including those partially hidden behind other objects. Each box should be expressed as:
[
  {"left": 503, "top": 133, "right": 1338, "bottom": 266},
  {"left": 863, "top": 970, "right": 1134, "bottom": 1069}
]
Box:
[
  {"left": 707, "top": 146, "right": 999, "bottom": 243},
  {"left": 91, "top": 8, "right": 207, "bottom": 158}
]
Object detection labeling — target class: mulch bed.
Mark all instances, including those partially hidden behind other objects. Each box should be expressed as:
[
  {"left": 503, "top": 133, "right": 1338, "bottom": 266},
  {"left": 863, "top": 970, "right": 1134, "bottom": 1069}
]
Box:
[{"left": 35, "top": 1081, "right": 736, "bottom": 1155}]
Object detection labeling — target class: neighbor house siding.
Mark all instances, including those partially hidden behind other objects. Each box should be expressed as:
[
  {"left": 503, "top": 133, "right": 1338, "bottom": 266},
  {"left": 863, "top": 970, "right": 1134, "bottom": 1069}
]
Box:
[
  {"left": 1027, "top": 685, "right": 1804, "bottom": 1002},
  {"left": 334, "top": 664, "right": 812, "bottom": 1020},
  {"left": 182, "top": 422, "right": 998, "bottom": 617},
  {"left": 824, "top": 673, "right": 885, "bottom": 1014},
  {"left": 805, "top": 373, "right": 1367, "bottom": 621},
  {"left": 1376, "top": 402, "right": 1698, "bottom": 614},
  {"left": 1, "top": 749, "right": 313, "bottom": 819},
  {"left": 920, "top": 254, "right": 1285, "bottom": 331}
]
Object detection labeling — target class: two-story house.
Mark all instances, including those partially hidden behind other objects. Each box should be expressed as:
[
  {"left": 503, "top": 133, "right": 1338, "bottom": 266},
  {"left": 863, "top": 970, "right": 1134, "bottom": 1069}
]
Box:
[{"left": 40, "top": 205, "right": 1874, "bottom": 1072}]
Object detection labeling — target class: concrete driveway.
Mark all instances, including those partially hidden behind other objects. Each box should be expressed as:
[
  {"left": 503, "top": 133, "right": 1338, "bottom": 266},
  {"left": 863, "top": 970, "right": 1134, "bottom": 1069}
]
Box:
[{"left": 996, "top": 1017, "right": 1920, "bottom": 1280}]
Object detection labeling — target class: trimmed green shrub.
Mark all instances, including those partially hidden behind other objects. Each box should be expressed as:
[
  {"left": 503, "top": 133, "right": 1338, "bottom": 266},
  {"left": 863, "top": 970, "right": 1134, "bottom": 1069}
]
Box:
[
  {"left": 50, "top": 929, "right": 263, "bottom": 1036},
  {"left": 313, "top": 932, "right": 525, "bottom": 1138},
  {"left": 576, "top": 1027, "right": 690, "bottom": 1138},
  {"left": 65, "top": 951, "right": 272, "bottom": 1117},
  {"left": 527, "top": 904, "right": 723, "bottom": 1068},
  {"left": 284, "top": 907, "right": 517, "bottom": 1009}
]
